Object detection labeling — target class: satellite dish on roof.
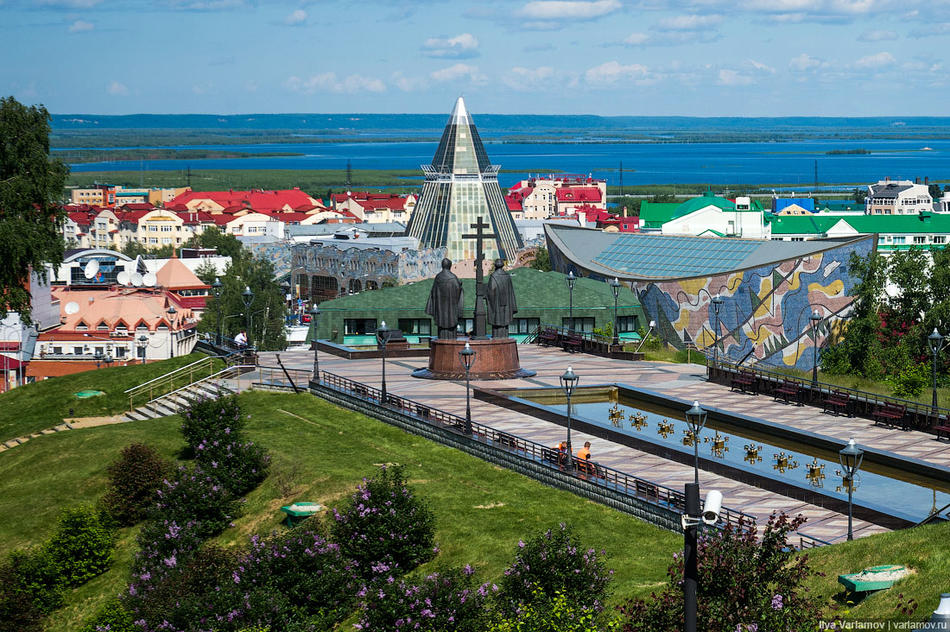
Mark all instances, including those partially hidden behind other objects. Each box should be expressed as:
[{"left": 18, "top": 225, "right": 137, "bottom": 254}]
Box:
[
  {"left": 135, "top": 255, "right": 148, "bottom": 275},
  {"left": 64, "top": 301, "right": 80, "bottom": 315},
  {"left": 116, "top": 270, "right": 131, "bottom": 286},
  {"left": 143, "top": 272, "right": 157, "bottom": 287},
  {"left": 131, "top": 272, "right": 143, "bottom": 287},
  {"left": 83, "top": 259, "right": 99, "bottom": 280}
]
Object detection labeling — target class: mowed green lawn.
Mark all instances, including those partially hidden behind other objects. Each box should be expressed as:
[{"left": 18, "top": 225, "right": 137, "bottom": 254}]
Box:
[
  {"left": 0, "top": 354, "right": 214, "bottom": 442},
  {"left": 1, "top": 387, "right": 946, "bottom": 631},
  {"left": 0, "top": 390, "right": 681, "bottom": 631}
]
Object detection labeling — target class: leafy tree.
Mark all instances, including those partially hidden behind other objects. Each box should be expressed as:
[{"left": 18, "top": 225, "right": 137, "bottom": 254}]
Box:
[
  {"left": 120, "top": 241, "right": 175, "bottom": 258},
  {"left": 186, "top": 225, "right": 243, "bottom": 260},
  {"left": 853, "top": 187, "right": 868, "bottom": 204},
  {"left": 531, "top": 246, "right": 552, "bottom": 272},
  {"left": 193, "top": 259, "right": 218, "bottom": 285},
  {"left": 0, "top": 96, "right": 69, "bottom": 323}
]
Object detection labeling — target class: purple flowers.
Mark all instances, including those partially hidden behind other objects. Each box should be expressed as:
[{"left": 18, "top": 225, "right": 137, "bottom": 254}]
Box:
[{"left": 771, "top": 593, "right": 784, "bottom": 610}]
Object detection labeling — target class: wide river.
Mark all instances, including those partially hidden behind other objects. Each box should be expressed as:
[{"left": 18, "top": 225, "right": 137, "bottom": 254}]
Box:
[{"left": 64, "top": 138, "right": 950, "bottom": 188}]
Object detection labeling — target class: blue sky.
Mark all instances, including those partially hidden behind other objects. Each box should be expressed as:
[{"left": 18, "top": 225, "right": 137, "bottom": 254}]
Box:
[{"left": 1, "top": 0, "right": 949, "bottom": 116}]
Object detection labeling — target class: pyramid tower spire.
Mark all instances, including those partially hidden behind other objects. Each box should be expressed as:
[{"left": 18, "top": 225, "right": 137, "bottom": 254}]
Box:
[{"left": 407, "top": 97, "right": 522, "bottom": 262}]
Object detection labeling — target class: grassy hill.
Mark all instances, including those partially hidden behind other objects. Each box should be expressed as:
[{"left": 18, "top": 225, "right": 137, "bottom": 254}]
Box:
[{"left": 0, "top": 385, "right": 946, "bottom": 630}]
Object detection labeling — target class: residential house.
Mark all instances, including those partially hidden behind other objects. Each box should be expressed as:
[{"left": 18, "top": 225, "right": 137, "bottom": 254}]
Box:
[{"left": 866, "top": 178, "right": 933, "bottom": 215}]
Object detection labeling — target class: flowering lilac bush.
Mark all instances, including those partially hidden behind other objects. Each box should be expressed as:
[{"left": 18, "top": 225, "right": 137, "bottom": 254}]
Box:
[
  {"left": 500, "top": 523, "right": 612, "bottom": 615},
  {"left": 330, "top": 465, "right": 436, "bottom": 577},
  {"left": 616, "top": 512, "right": 823, "bottom": 632},
  {"left": 355, "top": 565, "right": 494, "bottom": 632},
  {"left": 180, "top": 394, "right": 245, "bottom": 450},
  {"left": 194, "top": 437, "right": 269, "bottom": 497},
  {"left": 153, "top": 465, "right": 238, "bottom": 540}
]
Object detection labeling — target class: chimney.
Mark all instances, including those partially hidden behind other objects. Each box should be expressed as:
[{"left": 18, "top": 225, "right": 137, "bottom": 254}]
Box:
[{"left": 925, "top": 176, "right": 929, "bottom": 185}]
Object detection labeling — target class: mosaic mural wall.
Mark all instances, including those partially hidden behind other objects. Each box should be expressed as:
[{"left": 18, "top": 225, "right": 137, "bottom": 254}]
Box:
[
  {"left": 244, "top": 242, "right": 292, "bottom": 278},
  {"left": 632, "top": 236, "right": 876, "bottom": 371}
]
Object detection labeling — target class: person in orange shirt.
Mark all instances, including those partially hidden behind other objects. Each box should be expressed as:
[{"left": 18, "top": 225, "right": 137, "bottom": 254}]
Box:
[
  {"left": 555, "top": 441, "right": 571, "bottom": 468},
  {"left": 576, "top": 441, "right": 592, "bottom": 474}
]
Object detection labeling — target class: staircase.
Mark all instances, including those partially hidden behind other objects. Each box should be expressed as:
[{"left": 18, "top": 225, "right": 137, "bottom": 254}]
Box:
[{"left": 120, "top": 376, "right": 237, "bottom": 422}]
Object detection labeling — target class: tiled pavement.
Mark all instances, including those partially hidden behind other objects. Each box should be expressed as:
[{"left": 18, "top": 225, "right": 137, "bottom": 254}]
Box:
[{"left": 260, "top": 345, "right": 949, "bottom": 544}]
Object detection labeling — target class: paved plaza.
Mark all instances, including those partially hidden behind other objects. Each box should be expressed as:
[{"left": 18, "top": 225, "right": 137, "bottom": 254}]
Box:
[{"left": 263, "top": 345, "right": 950, "bottom": 544}]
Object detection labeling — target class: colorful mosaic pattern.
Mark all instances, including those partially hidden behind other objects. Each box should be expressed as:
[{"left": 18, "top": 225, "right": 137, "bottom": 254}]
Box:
[{"left": 633, "top": 237, "right": 875, "bottom": 370}]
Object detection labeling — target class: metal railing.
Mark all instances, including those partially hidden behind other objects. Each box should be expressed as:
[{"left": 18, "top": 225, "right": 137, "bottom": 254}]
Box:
[
  {"left": 148, "top": 364, "right": 256, "bottom": 406},
  {"left": 316, "top": 370, "right": 756, "bottom": 537},
  {"left": 126, "top": 356, "right": 216, "bottom": 410},
  {"left": 709, "top": 359, "right": 949, "bottom": 431},
  {"left": 253, "top": 365, "right": 312, "bottom": 391}
]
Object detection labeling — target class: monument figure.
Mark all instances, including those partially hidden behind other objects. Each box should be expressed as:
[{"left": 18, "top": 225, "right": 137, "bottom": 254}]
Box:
[
  {"left": 426, "top": 258, "right": 464, "bottom": 340},
  {"left": 487, "top": 259, "right": 517, "bottom": 339}
]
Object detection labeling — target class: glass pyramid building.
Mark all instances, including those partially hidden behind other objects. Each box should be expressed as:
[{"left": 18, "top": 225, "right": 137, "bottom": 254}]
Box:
[{"left": 406, "top": 97, "right": 523, "bottom": 262}]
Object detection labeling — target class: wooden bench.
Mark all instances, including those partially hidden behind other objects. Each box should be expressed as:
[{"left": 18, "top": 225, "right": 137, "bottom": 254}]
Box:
[
  {"left": 774, "top": 379, "right": 803, "bottom": 406},
  {"left": 414, "top": 404, "right": 431, "bottom": 419},
  {"left": 541, "top": 447, "right": 563, "bottom": 466},
  {"left": 822, "top": 390, "right": 852, "bottom": 416},
  {"left": 538, "top": 328, "right": 559, "bottom": 346},
  {"left": 933, "top": 424, "right": 950, "bottom": 441},
  {"left": 497, "top": 432, "right": 520, "bottom": 450},
  {"left": 872, "top": 403, "right": 908, "bottom": 430},
  {"left": 730, "top": 370, "right": 756, "bottom": 395},
  {"left": 562, "top": 334, "right": 583, "bottom": 353}
]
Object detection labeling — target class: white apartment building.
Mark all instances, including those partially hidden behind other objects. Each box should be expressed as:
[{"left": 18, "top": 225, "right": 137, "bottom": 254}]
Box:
[{"left": 866, "top": 178, "right": 933, "bottom": 215}]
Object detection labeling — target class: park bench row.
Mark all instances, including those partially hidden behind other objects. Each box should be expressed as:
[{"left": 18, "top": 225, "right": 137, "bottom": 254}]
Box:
[{"left": 538, "top": 327, "right": 584, "bottom": 353}]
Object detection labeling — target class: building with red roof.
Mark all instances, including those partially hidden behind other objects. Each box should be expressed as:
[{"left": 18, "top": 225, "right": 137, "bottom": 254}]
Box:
[
  {"left": 507, "top": 175, "right": 607, "bottom": 220},
  {"left": 330, "top": 191, "right": 416, "bottom": 223},
  {"left": 169, "top": 187, "right": 322, "bottom": 214}
]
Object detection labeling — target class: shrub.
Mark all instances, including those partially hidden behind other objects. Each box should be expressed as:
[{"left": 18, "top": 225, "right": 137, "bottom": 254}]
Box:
[
  {"left": 355, "top": 565, "right": 493, "bottom": 632},
  {"left": 0, "top": 548, "right": 64, "bottom": 632},
  {"left": 489, "top": 587, "right": 620, "bottom": 632},
  {"left": 154, "top": 465, "right": 238, "bottom": 539},
  {"left": 46, "top": 505, "right": 116, "bottom": 587},
  {"left": 102, "top": 443, "right": 171, "bottom": 526},
  {"left": 616, "top": 512, "right": 823, "bottom": 632},
  {"left": 195, "top": 437, "right": 270, "bottom": 497},
  {"left": 330, "top": 465, "right": 436, "bottom": 577},
  {"left": 892, "top": 362, "right": 928, "bottom": 398},
  {"left": 130, "top": 518, "right": 206, "bottom": 590},
  {"left": 181, "top": 394, "right": 245, "bottom": 450},
  {"left": 79, "top": 598, "right": 137, "bottom": 632},
  {"left": 500, "top": 523, "right": 612, "bottom": 615}
]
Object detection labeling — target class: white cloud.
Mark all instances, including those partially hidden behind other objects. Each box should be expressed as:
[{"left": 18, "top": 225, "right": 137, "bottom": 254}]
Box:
[
  {"left": 748, "top": 59, "right": 775, "bottom": 73},
  {"left": 107, "top": 80, "right": 128, "bottom": 96},
  {"left": 502, "top": 65, "right": 556, "bottom": 90},
  {"left": 284, "top": 73, "right": 386, "bottom": 94},
  {"left": 68, "top": 19, "right": 93, "bottom": 32},
  {"left": 789, "top": 53, "right": 823, "bottom": 71},
  {"left": 164, "top": 0, "right": 248, "bottom": 10},
  {"left": 429, "top": 63, "right": 486, "bottom": 83},
  {"left": 854, "top": 51, "right": 896, "bottom": 68},
  {"left": 422, "top": 33, "right": 479, "bottom": 59},
  {"left": 910, "top": 22, "right": 950, "bottom": 38},
  {"left": 391, "top": 71, "right": 426, "bottom": 92},
  {"left": 857, "top": 29, "right": 897, "bottom": 41},
  {"left": 717, "top": 69, "right": 754, "bottom": 86},
  {"left": 284, "top": 9, "right": 307, "bottom": 25},
  {"left": 656, "top": 14, "right": 722, "bottom": 30},
  {"left": 518, "top": 0, "right": 621, "bottom": 20},
  {"left": 584, "top": 60, "right": 649, "bottom": 85},
  {"left": 35, "top": 0, "right": 102, "bottom": 7},
  {"left": 624, "top": 32, "right": 650, "bottom": 45}
]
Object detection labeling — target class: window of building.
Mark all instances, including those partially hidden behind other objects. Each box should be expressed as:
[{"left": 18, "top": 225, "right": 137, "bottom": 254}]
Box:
[
  {"left": 511, "top": 318, "right": 540, "bottom": 335},
  {"left": 562, "top": 317, "right": 594, "bottom": 333},
  {"left": 344, "top": 318, "right": 377, "bottom": 335},
  {"left": 893, "top": 236, "right": 906, "bottom": 244},
  {"left": 116, "top": 347, "right": 126, "bottom": 358},
  {"left": 617, "top": 315, "right": 640, "bottom": 333},
  {"left": 934, "top": 236, "right": 946, "bottom": 244},
  {"left": 76, "top": 321, "right": 88, "bottom": 331},
  {"left": 149, "top": 225, "right": 158, "bottom": 231},
  {"left": 73, "top": 346, "right": 83, "bottom": 355},
  {"left": 97, "top": 322, "right": 109, "bottom": 331},
  {"left": 149, "top": 238, "right": 158, "bottom": 244},
  {"left": 913, "top": 236, "right": 927, "bottom": 244},
  {"left": 791, "top": 237, "right": 804, "bottom": 241},
  {"left": 161, "top": 225, "right": 172, "bottom": 232},
  {"left": 397, "top": 318, "right": 431, "bottom": 336},
  {"left": 161, "top": 237, "right": 171, "bottom": 244},
  {"left": 53, "top": 346, "right": 62, "bottom": 355}
]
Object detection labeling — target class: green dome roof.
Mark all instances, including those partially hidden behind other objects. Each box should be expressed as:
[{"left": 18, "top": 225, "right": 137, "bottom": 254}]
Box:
[{"left": 670, "top": 191, "right": 736, "bottom": 221}]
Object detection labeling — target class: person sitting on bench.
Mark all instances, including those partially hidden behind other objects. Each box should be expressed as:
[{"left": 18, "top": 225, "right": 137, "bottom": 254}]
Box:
[{"left": 576, "top": 441, "right": 592, "bottom": 473}]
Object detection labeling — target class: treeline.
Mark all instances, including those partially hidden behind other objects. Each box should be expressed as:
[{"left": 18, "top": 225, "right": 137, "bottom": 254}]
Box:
[{"left": 57, "top": 149, "right": 302, "bottom": 163}]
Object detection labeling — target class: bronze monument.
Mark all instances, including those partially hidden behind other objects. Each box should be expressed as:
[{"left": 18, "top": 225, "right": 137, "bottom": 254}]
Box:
[{"left": 426, "top": 258, "right": 464, "bottom": 340}]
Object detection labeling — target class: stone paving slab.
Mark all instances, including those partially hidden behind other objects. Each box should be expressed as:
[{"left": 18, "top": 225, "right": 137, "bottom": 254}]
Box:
[{"left": 262, "top": 345, "right": 921, "bottom": 544}]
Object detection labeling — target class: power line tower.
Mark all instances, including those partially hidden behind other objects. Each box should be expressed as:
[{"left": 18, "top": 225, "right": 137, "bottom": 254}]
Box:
[{"left": 345, "top": 159, "right": 352, "bottom": 189}]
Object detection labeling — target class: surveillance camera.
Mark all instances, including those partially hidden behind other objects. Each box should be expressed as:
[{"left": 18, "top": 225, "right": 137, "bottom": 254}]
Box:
[{"left": 702, "top": 490, "right": 722, "bottom": 525}]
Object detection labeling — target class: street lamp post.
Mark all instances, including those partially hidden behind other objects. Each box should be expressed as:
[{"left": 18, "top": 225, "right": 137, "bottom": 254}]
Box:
[
  {"left": 377, "top": 320, "right": 389, "bottom": 404},
  {"left": 839, "top": 438, "right": 864, "bottom": 541},
  {"left": 459, "top": 342, "right": 476, "bottom": 435},
  {"left": 242, "top": 286, "right": 254, "bottom": 347},
  {"left": 929, "top": 328, "right": 944, "bottom": 414},
  {"left": 810, "top": 309, "right": 822, "bottom": 385},
  {"left": 684, "top": 400, "right": 708, "bottom": 485},
  {"left": 212, "top": 277, "right": 222, "bottom": 346},
  {"left": 609, "top": 277, "right": 621, "bottom": 348},
  {"left": 711, "top": 295, "right": 724, "bottom": 369},
  {"left": 137, "top": 335, "right": 148, "bottom": 364},
  {"left": 559, "top": 366, "right": 579, "bottom": 471},
  {"left": 311, "top": 304, "right": 321, "bottom": 383},
  {"left": 166, "top": 305, "right": 177, "bottom": 359},
  {"left": 566, "top": 271, "right": 576, "bottom": 333}
]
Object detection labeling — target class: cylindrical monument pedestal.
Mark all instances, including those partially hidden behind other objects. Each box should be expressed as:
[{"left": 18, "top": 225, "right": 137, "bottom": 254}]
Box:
[{"left": 412, "top": 338, "right": 536, "bottom": 380}]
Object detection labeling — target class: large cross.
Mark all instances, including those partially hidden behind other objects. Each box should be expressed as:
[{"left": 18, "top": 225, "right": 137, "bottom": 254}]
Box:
[{"left": 461, "top": 216, "right": 492, "bottom": 339}]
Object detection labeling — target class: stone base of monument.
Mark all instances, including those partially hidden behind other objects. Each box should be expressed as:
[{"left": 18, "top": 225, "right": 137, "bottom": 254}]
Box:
[{"left": 411, "top": 338, "right": 536, "bottom": 380}]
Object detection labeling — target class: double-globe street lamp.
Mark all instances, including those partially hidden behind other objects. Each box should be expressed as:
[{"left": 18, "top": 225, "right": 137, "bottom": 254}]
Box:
[
  {"left": 311, "top": 304, "right": 321, "bottom": 383},
  {"left": 810, "top": 309, "right": 822, "bottom": 385},
  {"left": 929, "top": 328, "right": 945, "bottom": 414},
  {"left": 137, "top": 334, "right": 148, "bottom": 364},
  {"left": 566, "top": 271, "right": 576, "bottom": 333},
  {"left": 212, "top": 277, "right": 223, "bottom": 346},
  {"left": 242, "top": 286, "right": 254, "bottom": 347},
  {"left": 559, "top": 365, "right": 579, "bottom": 471},
  {"left": 711, "top": 295, "right": 724, "bottom": 369},
  {"left": 839, "top": 437, "right": 864, "bottom": 541},
  {"left": 684, "top": 400, "right": 708, "bottom": 484},
  {"left": 377, "top": 320, "right": 390, "bottom": 404},
  {"left": 459, "top": 342, "right": 476, "bottom": 435},
  {"left": 166, "top": 305, "right": 177, "bottom": 359},
  {"left": 609, "top": 277, "right": 621, "bottom": 347}
]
